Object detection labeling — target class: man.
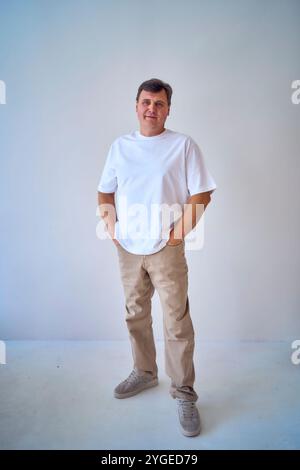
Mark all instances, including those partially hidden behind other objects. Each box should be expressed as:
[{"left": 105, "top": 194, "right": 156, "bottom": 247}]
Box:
[{"left": 97, "top": 78, "right": 217, "bottom": 437}]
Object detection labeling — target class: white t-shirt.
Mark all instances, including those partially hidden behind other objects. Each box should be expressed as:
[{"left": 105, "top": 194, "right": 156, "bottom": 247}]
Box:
[{"left": 97, "top": 128, "right": 217, "bottom": 255}]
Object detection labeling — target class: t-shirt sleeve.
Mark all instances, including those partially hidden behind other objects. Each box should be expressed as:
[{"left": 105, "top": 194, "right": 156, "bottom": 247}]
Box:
[
  {"left": 185, "top": 137, "right": 217, "bottom": 196},
  {"left": 97, "top": 143, "right": 118, "bottom": 193}
]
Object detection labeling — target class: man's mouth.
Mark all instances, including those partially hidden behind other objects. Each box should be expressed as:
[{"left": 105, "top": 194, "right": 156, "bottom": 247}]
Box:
[{"left": 145, "top": 116, "right": 157, "bottom": 119}]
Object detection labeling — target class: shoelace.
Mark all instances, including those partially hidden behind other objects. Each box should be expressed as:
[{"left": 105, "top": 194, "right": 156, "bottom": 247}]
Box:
[
  {"left": 125, "top": 369, "right": 146, "bottom": 385},
  {"left": 177, "top": 399, "right": 197, "bottom": 419}
]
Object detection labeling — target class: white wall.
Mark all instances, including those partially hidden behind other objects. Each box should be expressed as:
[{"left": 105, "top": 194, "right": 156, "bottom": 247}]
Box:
[{"left": 0, "top": 0, "right": 299, "bottom": 340}]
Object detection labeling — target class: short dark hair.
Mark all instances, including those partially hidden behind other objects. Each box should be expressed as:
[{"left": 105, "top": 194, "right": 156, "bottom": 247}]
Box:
[{"left": 136, "top": 78, "right": 173, "bottom": 107}]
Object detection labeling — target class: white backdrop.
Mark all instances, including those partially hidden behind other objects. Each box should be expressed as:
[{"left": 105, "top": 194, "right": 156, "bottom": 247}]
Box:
[{"left": 0, "top": 0, "right": 299, "bottom": 340}]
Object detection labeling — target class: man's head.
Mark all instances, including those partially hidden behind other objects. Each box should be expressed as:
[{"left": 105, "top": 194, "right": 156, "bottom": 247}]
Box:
[{"left": 136, "top": 78, "right": 172, "bottom": 137}]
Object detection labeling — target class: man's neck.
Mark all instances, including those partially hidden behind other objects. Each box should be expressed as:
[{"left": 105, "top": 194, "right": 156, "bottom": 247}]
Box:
[{"left": 139, "top": 127, "right": 165, "bottom": 137}]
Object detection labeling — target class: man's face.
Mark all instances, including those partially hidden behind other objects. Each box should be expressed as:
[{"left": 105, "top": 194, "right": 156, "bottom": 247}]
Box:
[{"left": 136, "top": 89, "right": 170, "bottom": 135}]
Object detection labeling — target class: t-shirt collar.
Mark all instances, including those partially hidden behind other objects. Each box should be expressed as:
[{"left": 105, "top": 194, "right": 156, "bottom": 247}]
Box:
[{"left": 135, "top": 128, "right": 169, "bottom": 140}]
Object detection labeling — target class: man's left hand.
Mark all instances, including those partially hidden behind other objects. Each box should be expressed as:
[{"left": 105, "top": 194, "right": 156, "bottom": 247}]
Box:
[{"left": 166, "top": 230, "right": 184, "bottom": 246}]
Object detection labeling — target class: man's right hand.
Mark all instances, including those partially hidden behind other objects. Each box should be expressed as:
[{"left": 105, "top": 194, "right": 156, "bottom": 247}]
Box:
[{"left": 105, "top": 222, "right": 120, "bottom": 247}]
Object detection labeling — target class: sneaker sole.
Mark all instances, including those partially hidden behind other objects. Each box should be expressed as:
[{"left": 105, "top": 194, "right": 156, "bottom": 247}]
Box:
[
  {"left": 114, "top": 378, "right": 159, "bottom": 399},
  {"left": 179, "top": 424, "right": 201, "bottom": 437}
]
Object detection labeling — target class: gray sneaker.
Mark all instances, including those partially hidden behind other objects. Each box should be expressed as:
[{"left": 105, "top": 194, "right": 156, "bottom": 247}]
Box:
[
  {"left": 114, "top": 369, "right": 159, "bottom": 399},
  {"left": 176, "top": 398, "right": 201, "bottom": 437}
]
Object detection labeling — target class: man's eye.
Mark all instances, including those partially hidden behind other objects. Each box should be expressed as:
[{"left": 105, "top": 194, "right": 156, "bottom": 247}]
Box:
[{"left": 141, "top": 101, "right": 164, "bottom": 107}]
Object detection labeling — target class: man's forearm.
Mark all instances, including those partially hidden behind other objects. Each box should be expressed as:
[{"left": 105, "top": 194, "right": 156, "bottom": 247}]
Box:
[{"left": 169, "top": 191, "right": 212, "bottom": 243}]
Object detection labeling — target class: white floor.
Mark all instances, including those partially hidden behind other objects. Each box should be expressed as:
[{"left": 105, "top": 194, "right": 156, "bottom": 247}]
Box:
[{"left": 0, "top": 341, "right": 299, "bottom": 450}]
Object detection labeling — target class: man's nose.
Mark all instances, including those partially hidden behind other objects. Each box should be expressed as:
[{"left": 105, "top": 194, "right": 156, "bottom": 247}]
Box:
[{"left": 148, "top": 103, "right": 156, "bottom": 112}]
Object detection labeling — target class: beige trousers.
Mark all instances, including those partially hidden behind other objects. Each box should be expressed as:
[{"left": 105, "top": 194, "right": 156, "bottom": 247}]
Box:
[{"left": 116, "top": 240, "right": 198, "bottom": 402}]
